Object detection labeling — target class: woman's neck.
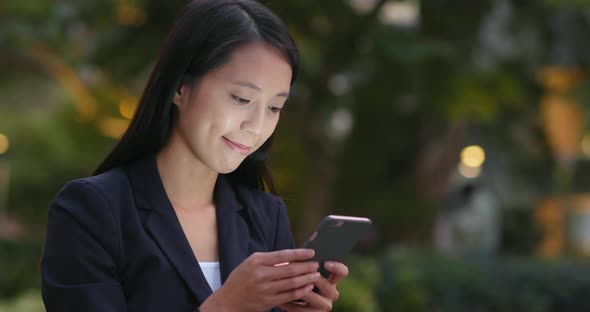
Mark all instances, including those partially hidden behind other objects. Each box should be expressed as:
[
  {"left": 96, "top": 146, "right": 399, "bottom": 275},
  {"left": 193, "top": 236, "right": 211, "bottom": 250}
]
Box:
[{"left": 156, "top": 133, "right": 218, "bottom": 213}]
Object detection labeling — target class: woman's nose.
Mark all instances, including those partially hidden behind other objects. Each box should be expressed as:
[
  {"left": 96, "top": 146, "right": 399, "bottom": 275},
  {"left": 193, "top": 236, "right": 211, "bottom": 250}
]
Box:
[{"left": 241, "top": 105, "right": 265, "bottom": 136}]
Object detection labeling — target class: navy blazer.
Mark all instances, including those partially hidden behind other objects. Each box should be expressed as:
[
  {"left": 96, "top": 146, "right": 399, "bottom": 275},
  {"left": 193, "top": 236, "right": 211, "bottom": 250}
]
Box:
[{"left": 41, "top": 154, "right": 296, "bottom": 312}]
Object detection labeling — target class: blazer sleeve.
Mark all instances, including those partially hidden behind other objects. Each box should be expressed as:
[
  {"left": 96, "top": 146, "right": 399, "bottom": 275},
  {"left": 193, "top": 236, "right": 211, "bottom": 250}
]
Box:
[
  {"left": 41, "top": 179, "right": 126, "bottom": 312},
  {"left": 272, "top": 198, "right": 296, "bottom": 250}
]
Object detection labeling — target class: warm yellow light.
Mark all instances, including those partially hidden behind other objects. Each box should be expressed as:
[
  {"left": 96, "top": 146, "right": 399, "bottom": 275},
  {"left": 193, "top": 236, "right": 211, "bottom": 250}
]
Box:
[
  {"left": 28, "top": 45, "right": 98, "bottom": 123},
  {"left": 117, "top": 3, "right": 146, "bottom": 26},
  {"left": 537, "top": 66, "right": 582, "bottom": 93},
  {"left": 458, "top": 163, "right": 481, "bottom": 179},
  {"left": 0, "top": 133, "right": 9, "bottom": 155},
  {"left": 119, "top": 100, "right": 136, "bottom": 120},
  {"left": 461, "top": 145, "right": 486, "bottom": 168},
  {"left": 97, "top": 117, "right": 129, "bottom": 139},
  {"left": 581, "top": 133, "right": 590, "bottom": 158}
]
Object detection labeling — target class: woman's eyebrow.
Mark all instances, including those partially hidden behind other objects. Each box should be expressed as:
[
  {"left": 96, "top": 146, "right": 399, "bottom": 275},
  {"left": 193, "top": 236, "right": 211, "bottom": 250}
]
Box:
[{"left": 232, "top": 80, "right": 289, "bottom": 98}]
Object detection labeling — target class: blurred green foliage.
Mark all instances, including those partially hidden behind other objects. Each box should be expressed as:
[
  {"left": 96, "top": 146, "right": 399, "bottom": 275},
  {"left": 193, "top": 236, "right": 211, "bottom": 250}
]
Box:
[
  {"left": 0, "top": 290, "right": 44, "bottom": 312},
  {"left": 377, "top": 250, "right": 590, "bottom": 312},
  {"left": 0, "top": 0, "right": 565, "bottom": 243},
  {"left": 4, "top": 0, "right": 583, "bottom": 242},
  {"left": 0, "top": 240, "right": 40, "bottom": 298}
]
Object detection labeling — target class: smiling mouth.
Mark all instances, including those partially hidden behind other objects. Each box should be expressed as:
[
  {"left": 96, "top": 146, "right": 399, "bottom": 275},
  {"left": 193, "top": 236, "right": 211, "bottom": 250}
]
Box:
[{"left": 223, "top": 137, "right": 251, "bottom": 155}]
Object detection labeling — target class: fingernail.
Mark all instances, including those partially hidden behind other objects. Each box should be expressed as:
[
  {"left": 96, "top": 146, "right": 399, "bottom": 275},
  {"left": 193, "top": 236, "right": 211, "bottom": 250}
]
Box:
[
  {"left": 313, "top": 272, "right": 321, "bottom": 279},
  {"left": 304, "top": 249, "right": 315, "bottom": 257},
  {"left": 325, "top": 262, "right": 334, "bottom": 269}
]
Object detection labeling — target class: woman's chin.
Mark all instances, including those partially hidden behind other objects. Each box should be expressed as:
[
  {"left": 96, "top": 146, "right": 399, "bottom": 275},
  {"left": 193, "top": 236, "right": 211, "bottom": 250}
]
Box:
[
  {"left": 215, "top": 162, "right": 242, "bottom": 174},
  {"left": 218, "top": 168, "right": 237, "bottom": 174}
]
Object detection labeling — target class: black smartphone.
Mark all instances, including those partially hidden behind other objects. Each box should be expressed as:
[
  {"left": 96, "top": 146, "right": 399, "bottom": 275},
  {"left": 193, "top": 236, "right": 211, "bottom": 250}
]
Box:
[
  {"left": 301, "top": 215, "right": 372, "bottom": 278},
  {"left": 287, "top": 215, "right": 372, "bottom": 304}
]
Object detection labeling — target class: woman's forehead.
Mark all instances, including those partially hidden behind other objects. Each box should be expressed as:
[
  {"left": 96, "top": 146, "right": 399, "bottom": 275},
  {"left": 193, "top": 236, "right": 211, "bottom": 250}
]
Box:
[{"left": 211, "top": 43, "right": 292, "bottom": 91}]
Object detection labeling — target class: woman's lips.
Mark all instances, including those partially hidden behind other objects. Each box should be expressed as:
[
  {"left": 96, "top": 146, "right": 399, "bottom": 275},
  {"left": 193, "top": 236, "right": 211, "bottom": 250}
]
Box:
[{"left": 223, "top": 137, "right": 250, "bottom": 155}]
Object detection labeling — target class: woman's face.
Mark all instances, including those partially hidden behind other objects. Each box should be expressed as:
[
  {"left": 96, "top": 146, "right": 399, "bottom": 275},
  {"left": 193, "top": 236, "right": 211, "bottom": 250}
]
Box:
[{"left": 172, "top": 42, "right": 292, "bottom": 174}]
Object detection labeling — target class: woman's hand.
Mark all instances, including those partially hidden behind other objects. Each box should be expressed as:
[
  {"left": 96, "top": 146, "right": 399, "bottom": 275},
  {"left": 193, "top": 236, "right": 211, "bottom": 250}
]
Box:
[
  {"left": 199, "top": 249, "right": 321, "bottom": 312},
  {"left": 277, "top": 261, "right": 349, "bottom": 312}
]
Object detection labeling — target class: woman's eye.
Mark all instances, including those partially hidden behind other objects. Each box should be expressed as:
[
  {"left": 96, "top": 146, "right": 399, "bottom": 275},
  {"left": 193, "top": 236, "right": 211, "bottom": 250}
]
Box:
[
  {"left": 269, "top": 106, "right": 282, "bottom": 114},
  {"left": 231, "top": 95, "right": 250, "bottom": 104}
]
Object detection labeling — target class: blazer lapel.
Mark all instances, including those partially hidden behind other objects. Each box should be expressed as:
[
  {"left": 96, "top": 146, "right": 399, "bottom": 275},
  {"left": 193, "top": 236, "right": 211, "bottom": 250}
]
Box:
[
  {"left": 125, "top": 154, "right": 254, "bottom": 302},
  {"left": 125, "top": 155, "right": 212, "bottom": 304},
  {"left": 213, "top": 175, "right": 250, "bottom": 283}
]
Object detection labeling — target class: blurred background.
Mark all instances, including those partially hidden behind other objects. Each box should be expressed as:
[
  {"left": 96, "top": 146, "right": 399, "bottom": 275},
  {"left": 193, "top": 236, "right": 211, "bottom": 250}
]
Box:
[{"left": 3, "top": 0, "right": 590, "bottom": 311}]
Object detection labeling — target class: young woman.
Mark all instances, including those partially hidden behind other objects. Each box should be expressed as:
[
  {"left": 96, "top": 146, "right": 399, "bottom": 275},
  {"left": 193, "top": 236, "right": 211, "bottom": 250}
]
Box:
[{"left": 40, "top": 0, "right": 348, "bottom": 311}]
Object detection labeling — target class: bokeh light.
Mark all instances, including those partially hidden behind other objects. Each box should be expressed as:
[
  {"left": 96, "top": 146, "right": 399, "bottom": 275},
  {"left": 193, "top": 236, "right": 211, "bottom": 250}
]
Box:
[
  {"left": 0, "top": 133, "right": 9, "bottom": 155},
  {"left": 460, "top": 145, "right": 486, "bottom": 168}
]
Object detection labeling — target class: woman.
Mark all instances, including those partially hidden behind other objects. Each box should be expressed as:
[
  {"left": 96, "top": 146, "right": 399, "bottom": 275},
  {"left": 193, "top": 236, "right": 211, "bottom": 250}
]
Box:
[{"left": 40, "top": 0, "right": 348, "bottom": 311}]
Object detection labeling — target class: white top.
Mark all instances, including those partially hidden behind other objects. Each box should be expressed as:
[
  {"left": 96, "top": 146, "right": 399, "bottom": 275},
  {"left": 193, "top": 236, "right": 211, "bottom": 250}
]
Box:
[{"left": 199, "top": 262, "right": 222, "bottom": 291}]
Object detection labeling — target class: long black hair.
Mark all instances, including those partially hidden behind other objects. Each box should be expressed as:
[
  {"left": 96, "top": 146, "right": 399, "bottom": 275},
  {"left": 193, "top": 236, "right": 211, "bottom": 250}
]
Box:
[{"left": 93, "top": 0, "right": 298, "bottom": 194}]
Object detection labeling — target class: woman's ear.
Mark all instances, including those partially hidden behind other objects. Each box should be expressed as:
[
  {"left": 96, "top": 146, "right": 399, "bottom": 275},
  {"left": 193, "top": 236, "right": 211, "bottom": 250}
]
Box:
[{"left": 173, "top": 84, "right": 189, "bottom": 108}]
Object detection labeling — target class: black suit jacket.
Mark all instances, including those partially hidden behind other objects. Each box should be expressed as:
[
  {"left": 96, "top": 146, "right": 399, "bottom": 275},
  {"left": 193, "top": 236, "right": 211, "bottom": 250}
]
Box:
[{"left": 41, "top": 154, "right": 296, "bottom": 311}]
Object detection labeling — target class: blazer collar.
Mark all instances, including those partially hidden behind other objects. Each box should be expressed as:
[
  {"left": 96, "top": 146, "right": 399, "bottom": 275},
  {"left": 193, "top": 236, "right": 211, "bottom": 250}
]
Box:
[{"left": 125, "top": 154, "right": 250, "bottom": 305}]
